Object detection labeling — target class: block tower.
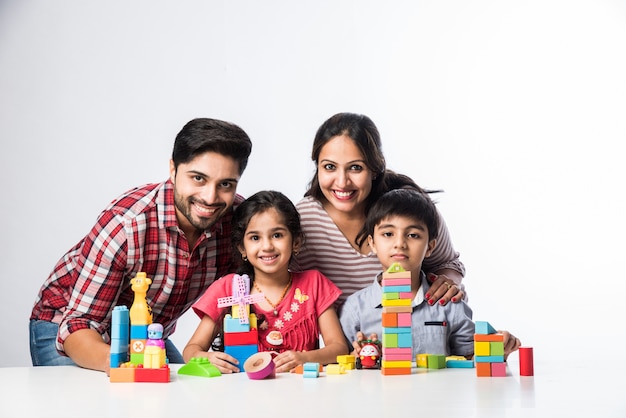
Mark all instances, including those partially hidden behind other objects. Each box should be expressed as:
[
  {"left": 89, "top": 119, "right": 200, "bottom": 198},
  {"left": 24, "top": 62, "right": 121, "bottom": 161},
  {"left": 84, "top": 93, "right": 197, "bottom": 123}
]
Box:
[
  {"left": 474, "top": 321, "right": 506, "bottom": 377},
  {"left": 217, "top": 274, "right": 265, "bottom": 368},
  {"left": 109, "top": 272, "right": 170, "bottom": 383},
  {"left": 380, "top": 263, "right": 413, "bottom": 375}
]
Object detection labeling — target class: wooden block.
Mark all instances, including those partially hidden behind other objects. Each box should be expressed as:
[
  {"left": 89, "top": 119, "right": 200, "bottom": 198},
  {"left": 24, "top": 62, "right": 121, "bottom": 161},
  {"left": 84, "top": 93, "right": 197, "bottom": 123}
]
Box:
[
  {"left": 382, "top": 312, "right": 398, "bottom": 327},
  {"left": 474, "top": 333, "right": 504, "bottom": 342},
  {"left": 491, "top": 362, "right": 507, "bottom": 377},
  {"left": 381, "top": 367, "right": 412, "bottom": 375},
  {"left": 476, "top": 362, "right": 491, "bottom": 377},
  {"left": 474, "top": 341, "right": 491, "bottom": 356}
]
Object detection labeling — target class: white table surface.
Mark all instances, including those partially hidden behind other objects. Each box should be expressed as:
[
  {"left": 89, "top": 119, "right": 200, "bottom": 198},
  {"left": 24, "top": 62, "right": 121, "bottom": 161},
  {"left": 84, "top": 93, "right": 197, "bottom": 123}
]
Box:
[{"left": 0, "top": 357, "right": 623, "bottom": 417}]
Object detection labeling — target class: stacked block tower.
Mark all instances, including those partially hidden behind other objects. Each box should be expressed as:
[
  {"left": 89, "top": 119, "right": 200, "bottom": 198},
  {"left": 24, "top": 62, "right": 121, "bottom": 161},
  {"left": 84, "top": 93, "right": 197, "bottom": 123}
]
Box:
[
  {"left": 109, "top": 272, "right": 170, "bottom": 383},
  {"left": 380, "top": 263, "right": 413, "bottom": 375},
  {"left": 474, "top": 321, "right": 506, "bottom": 377},
  {"left": 218, "top": 274, "right": 264, "bottom": 368}
]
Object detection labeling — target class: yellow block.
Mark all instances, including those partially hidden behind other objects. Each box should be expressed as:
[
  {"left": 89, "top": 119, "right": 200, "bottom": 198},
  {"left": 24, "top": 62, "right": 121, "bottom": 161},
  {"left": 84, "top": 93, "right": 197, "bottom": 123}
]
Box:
[
  {"left": 337, "top": 354, "right": 355, "bottom": 364},
  {"left": 382, "top": 299, "right": 411, "bottom": 307},
  {"left": 382, "top": 360, "right": 412, "bottom": 368},
  {"left": 475, "top": 341, "right": 491, "bottom": 356},
  {"left": 416, "top": 354, "right": 429, "bottom": 368},
  {"left": 325, "top": 364, "right": 346, "bottom": 375}
]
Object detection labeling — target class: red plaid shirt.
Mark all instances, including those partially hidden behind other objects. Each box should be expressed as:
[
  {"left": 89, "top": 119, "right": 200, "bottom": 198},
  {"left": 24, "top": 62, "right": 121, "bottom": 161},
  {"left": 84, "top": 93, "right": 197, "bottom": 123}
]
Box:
[{"left": 30, "top": 180, "right": 242, "bottom": 354}]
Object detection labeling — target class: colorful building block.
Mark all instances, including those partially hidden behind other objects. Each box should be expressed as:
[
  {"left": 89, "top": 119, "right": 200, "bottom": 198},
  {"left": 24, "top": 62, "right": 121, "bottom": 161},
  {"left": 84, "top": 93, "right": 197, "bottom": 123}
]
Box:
[
  {"left": 474, "top": 321, "right": 506, "bottom": 377},
  {"left": 446, "top": 356, "right": 474, "bottom": 368},
  {"left": 178, "top": 357, "right": 221, "bottom": 378},
  {"left": 380, "top": 263, "right": 413, "bottom": 376},
  {"left": 110, "top": 273, "right": 170, "bottom": 383}
]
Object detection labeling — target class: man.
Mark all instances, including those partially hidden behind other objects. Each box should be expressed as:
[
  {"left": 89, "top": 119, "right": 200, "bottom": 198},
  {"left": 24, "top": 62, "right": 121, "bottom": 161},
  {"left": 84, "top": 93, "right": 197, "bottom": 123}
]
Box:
[{"left": 29, "top": 118, "right": 252, "bottom": 373}]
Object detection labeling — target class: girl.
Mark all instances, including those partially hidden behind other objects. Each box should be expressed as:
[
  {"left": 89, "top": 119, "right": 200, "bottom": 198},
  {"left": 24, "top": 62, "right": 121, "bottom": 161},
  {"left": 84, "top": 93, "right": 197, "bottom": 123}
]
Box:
[{"left": 183, "top": 190, "right": 348, "bottom": 373}]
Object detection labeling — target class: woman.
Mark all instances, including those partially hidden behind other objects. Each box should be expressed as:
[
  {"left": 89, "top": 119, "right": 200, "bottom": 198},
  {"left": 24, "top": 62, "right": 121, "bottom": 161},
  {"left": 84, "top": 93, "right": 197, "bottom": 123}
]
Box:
[{"left": 292, "top": 112, "right": 465, "bottom": 309}]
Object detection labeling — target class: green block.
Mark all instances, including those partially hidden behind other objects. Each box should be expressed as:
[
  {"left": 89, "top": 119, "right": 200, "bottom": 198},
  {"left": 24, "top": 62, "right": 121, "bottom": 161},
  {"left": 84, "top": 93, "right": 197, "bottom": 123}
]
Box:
[
  {"left": 427, "top": 354, "right": 446, "bottom": 369},
  {"left": 490, "top": 342, "right": 504, "bottom": 356},
  {"left": 130, "top": 353, "right": 144, "bottom": 365},
  {"left": 178, "top": 357, "right": 222, "bottom": 378}
]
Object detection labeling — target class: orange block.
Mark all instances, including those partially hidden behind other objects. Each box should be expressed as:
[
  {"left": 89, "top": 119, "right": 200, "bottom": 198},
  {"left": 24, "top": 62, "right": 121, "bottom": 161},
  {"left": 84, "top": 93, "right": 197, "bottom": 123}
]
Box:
[
  {"left": 382, "top": 312, "right": 398, "bottom": 327},
  {"left": 476, "top": 362, "right": 491, "bottom": 377},
  {"left": 474, "top": 333, "right": 504, "bottom": 342},
  {"left": 110, "top": 366, "right": 136, "bottom": 382},
  {"left": 381, "top": 367, "right": 412, "bottom": 375}
]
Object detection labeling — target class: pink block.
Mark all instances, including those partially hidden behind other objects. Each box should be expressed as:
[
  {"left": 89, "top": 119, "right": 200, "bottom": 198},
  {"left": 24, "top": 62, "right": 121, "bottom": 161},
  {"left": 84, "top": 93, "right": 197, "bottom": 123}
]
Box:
[
  {"left": 384, "top": 353, "right": 414, "bottom": 361},
  {"left": 382, "top": 347, "right": 412, "bottom": 356},
  {"left": 491, "top": 362, "right": 507, "bottom": 377},
  {"left": 381, "top": 278, "right": 412, "bottom": 286},
  {"left": 397, "top": 313, "right": 412, "bottom": 327}
]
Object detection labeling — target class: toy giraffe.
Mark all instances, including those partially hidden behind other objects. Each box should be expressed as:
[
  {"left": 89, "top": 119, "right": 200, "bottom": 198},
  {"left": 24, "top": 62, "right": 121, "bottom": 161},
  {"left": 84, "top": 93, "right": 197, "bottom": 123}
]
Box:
[{"left": 129, "top": 272, "right": 152, "bottom": 325}]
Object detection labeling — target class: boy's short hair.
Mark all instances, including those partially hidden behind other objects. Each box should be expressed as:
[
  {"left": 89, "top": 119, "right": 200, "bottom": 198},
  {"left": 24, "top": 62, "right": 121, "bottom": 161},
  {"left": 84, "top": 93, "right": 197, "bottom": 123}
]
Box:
[{"left": 365, "top": 188, "right": 439, "bottom": 240}]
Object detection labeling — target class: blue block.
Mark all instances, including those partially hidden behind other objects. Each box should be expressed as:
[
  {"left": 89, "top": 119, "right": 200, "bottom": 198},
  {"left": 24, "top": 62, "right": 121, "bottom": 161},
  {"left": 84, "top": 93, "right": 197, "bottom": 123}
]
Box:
[
  {"left": 382, "top": 285, "right": 412, "bottom": 293},
  {"left": 382, "top": 326, "right": 412, "bottom": 334},
  {"left": 475, "top": 321, "right": 496, "bottom": 335},
  {"left": 303, "top": 370, "right": 319, "bottom": 378},
  {"left": 224, "top": 315, "right": 251, "bottom": 333},
  {"left": 303, "top": 362, "right": 320, "bottom": 372},
  {"left": 225, "top": 344, "right": 258, "bottom": 368},
  {"left": 474, "top": 355, "right": 505, "bottom": 363},
  {"left": 110, "top": 338, "right": 129, "bottom": 354},
  {"left": 111, "top": 306, "right": 129, "bottom": 340},
  {"left": 110, "top": 352, "right": 127, "bottom": 368},
  {"left": 446, "top": 359, "right": 475, "bottom": 368},
  {"left": 397, "top": 332, "right": 412, "bottom": 348},
  {"left": 130, "top": 324, "right": 148, "bottom": 339}
]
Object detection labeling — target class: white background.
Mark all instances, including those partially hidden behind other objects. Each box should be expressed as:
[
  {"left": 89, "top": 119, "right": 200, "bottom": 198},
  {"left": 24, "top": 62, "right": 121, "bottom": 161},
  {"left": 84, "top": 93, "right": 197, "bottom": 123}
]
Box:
[{"left": 1, "top": 0, "right": 624, "bottom": 367}]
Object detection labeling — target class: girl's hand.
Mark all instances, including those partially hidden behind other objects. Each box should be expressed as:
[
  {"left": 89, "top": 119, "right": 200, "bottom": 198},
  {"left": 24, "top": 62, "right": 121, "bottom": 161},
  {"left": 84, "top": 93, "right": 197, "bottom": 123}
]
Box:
[
  {"left": 426, "top": 274, "right": 464, "bottom": 306},
  {"left": 189, "top": 351, "right": 241, "bottom": 374},
  {"left": 273, "top": 350, "right": 307, "bottom": 373}
]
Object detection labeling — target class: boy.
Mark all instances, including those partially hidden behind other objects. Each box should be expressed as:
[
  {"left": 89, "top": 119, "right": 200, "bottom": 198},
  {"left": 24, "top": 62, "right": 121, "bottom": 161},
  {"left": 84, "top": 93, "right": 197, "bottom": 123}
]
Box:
[{"left": 339, "top": 188, "right": 520, "bottom": 359}]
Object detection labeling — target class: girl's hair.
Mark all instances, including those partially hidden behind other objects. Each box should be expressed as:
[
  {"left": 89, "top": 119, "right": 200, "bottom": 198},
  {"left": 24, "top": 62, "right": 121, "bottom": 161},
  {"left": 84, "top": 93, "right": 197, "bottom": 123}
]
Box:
[
  {"left": 231, "top": 190, "right": 303, "bottom": 278},
  {"left": 364, "top": 188, "right": 440, "bottom": 243}
]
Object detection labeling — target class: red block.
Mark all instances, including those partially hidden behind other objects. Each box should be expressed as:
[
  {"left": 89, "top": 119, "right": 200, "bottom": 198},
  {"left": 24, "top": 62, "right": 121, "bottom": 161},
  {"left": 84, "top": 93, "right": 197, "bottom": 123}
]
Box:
[
  {"left": 134, "top": 365, "right": 170, "bottom": 383},
  {"left": 519, "top": 346, "right": 534, "bottom": 376},
  {"left": 224, "top": 329, "right": 258, "bottom": 346}
]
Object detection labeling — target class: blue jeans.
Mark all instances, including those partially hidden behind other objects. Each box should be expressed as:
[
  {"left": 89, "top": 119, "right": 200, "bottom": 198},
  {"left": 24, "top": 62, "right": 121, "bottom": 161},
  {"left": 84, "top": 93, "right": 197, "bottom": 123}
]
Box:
[{"left": 29, "top": 319, "right": 184, "bottom": 366}]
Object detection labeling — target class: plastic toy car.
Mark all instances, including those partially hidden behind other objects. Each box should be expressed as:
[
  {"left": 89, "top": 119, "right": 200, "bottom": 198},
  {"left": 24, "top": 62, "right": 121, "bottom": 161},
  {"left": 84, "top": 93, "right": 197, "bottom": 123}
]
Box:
[{"left": 355, "top": 340, "right": 382, "bottom": 369}]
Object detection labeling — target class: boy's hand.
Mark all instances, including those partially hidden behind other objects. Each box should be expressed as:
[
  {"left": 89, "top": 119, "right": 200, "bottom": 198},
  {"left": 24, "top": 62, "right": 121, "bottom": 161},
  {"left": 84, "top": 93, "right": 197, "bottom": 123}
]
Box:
[
  {"left": 499, "top": 330, "right": 522, "bottom": 360},
  {"left": 351, "top": 331, "right": 379, "bottom": 355}
]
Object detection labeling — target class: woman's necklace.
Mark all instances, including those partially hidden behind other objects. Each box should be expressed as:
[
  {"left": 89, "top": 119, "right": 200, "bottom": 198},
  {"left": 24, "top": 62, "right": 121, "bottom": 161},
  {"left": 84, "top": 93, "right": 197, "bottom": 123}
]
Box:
[{"left": 253, "top": 274, "right": 292, "bottom": 317}]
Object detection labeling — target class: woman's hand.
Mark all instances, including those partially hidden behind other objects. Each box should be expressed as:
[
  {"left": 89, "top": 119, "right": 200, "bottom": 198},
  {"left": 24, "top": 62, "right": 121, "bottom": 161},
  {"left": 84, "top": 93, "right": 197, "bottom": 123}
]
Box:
[{"left": 425, "top": 273, "right": 465, "bottom": 306}]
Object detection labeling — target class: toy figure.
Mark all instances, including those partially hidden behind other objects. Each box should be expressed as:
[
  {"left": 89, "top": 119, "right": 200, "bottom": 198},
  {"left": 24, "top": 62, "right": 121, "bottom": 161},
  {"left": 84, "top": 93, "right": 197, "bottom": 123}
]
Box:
[
  {"left": 356, "top": 340, "right": 382, "bottom": 369},
  {"left": 144, "top": 323, "right": 166, "bottom": 368}
]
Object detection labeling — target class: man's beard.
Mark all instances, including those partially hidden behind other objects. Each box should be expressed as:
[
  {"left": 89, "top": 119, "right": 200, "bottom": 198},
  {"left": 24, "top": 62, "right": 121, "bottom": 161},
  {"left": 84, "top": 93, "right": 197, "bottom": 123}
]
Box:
[{"left": 174, "top": 192, "right": 224, "bottom": 231}]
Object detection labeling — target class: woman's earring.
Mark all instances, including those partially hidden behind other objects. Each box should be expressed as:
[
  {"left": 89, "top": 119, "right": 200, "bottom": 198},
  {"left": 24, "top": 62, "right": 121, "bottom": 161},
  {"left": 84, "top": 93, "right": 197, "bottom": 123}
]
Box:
[{"left": 242, "top": 254, "right": 248, "bottom": 262}]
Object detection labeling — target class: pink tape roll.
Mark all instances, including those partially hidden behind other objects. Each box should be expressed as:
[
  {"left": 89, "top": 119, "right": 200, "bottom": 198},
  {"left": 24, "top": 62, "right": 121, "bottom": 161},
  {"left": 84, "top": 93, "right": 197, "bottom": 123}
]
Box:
[{"left": 244, "top": 352, "right": 275, "bottom": 380}]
